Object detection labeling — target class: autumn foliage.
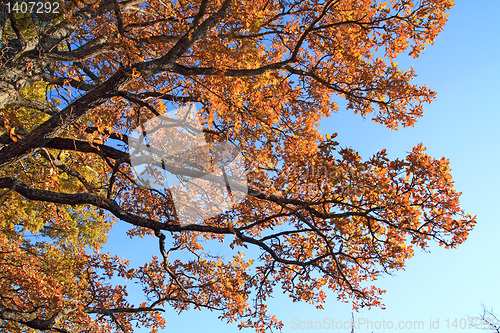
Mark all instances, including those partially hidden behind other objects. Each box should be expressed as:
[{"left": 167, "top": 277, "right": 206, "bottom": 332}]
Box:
[{"left": 0, "top": 0, "right": 475, "bottom": 332}]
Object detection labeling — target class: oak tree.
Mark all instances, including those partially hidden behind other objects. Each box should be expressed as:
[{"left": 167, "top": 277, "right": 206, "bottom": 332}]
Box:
[{"left": 0, "top": 0, "right": 475, "bottom": 332}]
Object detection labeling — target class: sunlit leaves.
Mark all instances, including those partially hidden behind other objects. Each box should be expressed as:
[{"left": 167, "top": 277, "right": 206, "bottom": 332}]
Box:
[{"left": 0, "top": 0, "right": 474, "bottom": 332}]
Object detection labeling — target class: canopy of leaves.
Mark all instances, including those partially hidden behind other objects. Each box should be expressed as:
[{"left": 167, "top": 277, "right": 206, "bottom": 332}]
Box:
[{"left": 0, "top": 0, "right": 475, "bottom": 332}]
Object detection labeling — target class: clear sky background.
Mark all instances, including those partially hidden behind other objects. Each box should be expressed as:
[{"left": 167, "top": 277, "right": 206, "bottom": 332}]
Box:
[{"left": 104, "top": 0, "right": 500, "bottom": 332}]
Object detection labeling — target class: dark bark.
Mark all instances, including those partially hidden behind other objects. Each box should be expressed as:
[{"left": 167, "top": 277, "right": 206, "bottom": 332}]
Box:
[{"left": 0, "top": 0, "right": 233, "bottom": 170}]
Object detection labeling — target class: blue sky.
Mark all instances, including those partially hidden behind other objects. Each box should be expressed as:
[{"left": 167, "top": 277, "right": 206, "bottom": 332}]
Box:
[{"left": 104, "top": 1, "right": 500, "bottom": 332}]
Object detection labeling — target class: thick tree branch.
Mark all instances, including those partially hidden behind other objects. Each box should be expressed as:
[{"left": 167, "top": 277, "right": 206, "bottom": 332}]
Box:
[
  {"left": 0, "top": 66, "right": 132, "bottom": 167},
  {"left": 0, "top": 305, "right": 74, "bottom": 333},
  {"left": 0, "top": 0, "right": 233, "bottom": 170}
]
